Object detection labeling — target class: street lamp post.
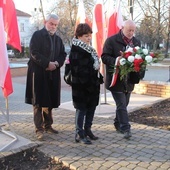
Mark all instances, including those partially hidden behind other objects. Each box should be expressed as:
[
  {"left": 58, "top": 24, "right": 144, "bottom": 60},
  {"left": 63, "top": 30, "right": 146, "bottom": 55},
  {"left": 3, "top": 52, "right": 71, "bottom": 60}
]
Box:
[
  {"left": 40, "top": 0, "right": 45, "bottom": 21},
  {"left": 34, "top": 0, "right": 45, "bottom": 21},
  {"left": 128, "top": 0, "right": 134, "bottom": 20},
  {"left": 165, "top": 4, "right": 170, "bottom": 58}
]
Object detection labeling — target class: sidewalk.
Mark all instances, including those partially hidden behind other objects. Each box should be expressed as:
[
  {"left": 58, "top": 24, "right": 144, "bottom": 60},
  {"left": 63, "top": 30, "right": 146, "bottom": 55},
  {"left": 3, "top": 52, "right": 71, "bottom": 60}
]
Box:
[
  {"left": 0, "top": 88, "right": 170, "bottom": 169},
  {"left": 1, "top": 58, "right": 170, "bottom": 169}
]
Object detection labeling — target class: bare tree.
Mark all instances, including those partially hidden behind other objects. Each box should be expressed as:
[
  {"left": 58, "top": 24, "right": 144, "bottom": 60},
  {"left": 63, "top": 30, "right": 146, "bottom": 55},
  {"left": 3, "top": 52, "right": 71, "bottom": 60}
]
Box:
[
  {"left": 47, "top": 0, "right": 94, "bottom": 47},
  {"left": 135, "top": 0, "right": 169, "bottom": 53}
]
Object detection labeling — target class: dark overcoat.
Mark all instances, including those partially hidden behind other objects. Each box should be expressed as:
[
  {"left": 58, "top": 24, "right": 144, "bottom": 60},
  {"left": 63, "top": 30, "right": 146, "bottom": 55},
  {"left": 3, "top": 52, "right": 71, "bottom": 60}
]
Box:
[
  {"left": 25, "top": 28, "right": 66, "bottom": 108},
  {"left": 101, "top": 31, "right": 141, "bottom": 92},
  {"left": 69, "top": 45, "right": 103, "bottom": 110}
]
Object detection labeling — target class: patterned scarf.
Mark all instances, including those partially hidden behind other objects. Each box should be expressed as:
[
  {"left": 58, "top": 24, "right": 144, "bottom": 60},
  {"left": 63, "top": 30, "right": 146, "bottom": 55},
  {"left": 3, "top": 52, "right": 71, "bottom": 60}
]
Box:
[
  {"left": 72, "top": 37, "right": 100, "bottom": 70},
  {"left": 121, "top": 30, "right": 134, "bottom": 47}
]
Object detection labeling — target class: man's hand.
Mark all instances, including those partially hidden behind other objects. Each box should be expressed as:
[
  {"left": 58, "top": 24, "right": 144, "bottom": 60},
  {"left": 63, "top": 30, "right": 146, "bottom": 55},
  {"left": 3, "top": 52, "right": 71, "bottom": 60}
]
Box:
[
  {"left": 117, "top": 51, "right": 124, "bottom": 65},
  {"left": 54, "top": 61, "right": 59, "bottom": 67},
  {"left": 46, "top": 62, "right": 58, "bottom": 71},
  {"left": 120, "top": 51, "right": 123, "bottom": 56}
]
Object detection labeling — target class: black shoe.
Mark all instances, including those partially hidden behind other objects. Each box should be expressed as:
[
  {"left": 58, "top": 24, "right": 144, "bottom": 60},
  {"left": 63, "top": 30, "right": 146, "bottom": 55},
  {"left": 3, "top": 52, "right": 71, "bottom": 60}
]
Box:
[
  {"left": 114, "top": 126, "right": 124, "bottom": 134},
  {"left": 45, "top": 127, "right": 58, "bottom": 134},
  {"left": 123, "top": 130, "right": 132, "bottom": 139},
  {"left": 84, "top": 128, "right": 99, "bottom": 140},
  {"left": 75, "top": 134, "right": 92, "bottom": 144}
]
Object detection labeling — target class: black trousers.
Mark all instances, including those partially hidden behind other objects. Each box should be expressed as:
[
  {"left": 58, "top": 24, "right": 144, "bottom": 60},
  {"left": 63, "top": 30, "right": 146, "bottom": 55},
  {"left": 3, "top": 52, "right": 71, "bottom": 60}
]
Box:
[
  {"left": 75, "top": 106, "right": 96, "bottom": 137},
  {"left": 33, "top": 106, "right": 53, "bottom": 132},
  {"left": 111, "top": 91, "right": 131, "bottom": 132}
]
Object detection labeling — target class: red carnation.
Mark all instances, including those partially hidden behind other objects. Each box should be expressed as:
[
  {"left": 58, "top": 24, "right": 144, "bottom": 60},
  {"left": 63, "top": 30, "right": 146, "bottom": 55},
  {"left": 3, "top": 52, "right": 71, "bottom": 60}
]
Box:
[
  {"left": 124, "top": 51, "right": 132, "bottom": 59},
  {"left": 134, "top": 59, "right": 143, "bottom": 72},
  {"left": 133, "top": 48, "right": 137, "bottom": 52},
  {"left": 150, "top": 52, "right": 155, "bottom": 57}
]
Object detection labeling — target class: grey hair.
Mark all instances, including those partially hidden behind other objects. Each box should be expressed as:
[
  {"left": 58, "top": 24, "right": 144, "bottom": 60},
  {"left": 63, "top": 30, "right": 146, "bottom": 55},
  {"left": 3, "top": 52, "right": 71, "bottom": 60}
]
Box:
[
  {"left": 45, "top": 14, "right": 59, "bottom": 21},
  {"left": 123, "top": 20, "right": 136, "bottom": 27}
]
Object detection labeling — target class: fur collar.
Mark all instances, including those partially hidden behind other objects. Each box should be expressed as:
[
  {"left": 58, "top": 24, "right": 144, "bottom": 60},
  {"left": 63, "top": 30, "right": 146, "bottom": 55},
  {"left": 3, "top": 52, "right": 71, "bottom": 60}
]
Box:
[{"left": 72, "top": 38, "right": 100, "bottom": 70}]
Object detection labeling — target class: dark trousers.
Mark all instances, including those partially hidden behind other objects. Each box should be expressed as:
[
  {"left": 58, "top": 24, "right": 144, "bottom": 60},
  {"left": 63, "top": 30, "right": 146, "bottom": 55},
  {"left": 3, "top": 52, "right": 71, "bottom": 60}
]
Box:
[
  {"left": 75, "top": 106, "right": 96, "bottom": 137},
  {"left": 33, "top": 106, "right": 53, "bottom": 132},
  {"left": 111, "top": 91, "right": 131, "bottom": 132}
]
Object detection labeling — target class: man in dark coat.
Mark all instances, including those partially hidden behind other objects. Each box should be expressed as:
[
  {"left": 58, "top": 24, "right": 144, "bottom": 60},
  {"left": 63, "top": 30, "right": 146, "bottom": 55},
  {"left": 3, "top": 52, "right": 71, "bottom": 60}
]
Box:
[
  {"left": 25, "top": 14, "right": 66, "bottom": 140},
  {"left": 102, "top": 20, "right": 143, "bottom": 139}
]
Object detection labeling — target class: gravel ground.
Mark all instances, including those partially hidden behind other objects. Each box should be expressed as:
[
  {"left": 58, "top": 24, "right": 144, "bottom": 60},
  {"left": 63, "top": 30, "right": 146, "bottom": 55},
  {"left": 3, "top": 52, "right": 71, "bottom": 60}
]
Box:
[
  {"left": 0, "top": 147, "right": 70, "bottom": 170},
  {"left": 129, "top": 97, "right": 170, "bottom": 131}
]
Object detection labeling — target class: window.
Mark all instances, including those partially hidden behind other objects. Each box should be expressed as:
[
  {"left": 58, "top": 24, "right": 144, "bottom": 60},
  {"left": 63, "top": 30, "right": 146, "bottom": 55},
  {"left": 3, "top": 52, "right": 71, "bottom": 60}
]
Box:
[{"left": 20, "top": 23, "right": 24, "bottom": 32}]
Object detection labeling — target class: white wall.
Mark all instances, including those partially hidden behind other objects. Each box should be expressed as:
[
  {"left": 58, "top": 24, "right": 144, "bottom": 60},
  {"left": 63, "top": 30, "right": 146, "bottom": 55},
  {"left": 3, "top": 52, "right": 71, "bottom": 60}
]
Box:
[{"left": 17, "top": 16, "right": 32, "bottom": 47}]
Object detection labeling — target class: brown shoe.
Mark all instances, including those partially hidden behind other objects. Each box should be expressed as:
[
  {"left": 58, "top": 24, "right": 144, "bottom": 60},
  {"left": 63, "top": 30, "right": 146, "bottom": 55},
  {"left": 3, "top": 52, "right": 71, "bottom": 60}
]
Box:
[
  {"left": 36, "top": 131, "right": 43, "bottom": 140},
  {"left": 45, "top": 127, "right": 58, "bottom": 134}
]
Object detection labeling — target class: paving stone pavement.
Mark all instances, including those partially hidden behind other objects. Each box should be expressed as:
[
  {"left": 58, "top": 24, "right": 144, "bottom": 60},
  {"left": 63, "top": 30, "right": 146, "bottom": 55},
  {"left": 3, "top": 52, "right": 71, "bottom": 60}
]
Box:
[
  {"left": 1, "top": 108, "right": 170, "bottom": 170},
  {"left": 0, "top": 62, "right": 170, "bottom": 169}
]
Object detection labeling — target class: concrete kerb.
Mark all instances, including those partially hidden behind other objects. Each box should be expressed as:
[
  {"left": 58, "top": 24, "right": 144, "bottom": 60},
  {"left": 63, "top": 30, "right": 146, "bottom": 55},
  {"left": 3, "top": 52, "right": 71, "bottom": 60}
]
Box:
[{"left": 0, "top": 142, "right": 39, "bottom": 161}]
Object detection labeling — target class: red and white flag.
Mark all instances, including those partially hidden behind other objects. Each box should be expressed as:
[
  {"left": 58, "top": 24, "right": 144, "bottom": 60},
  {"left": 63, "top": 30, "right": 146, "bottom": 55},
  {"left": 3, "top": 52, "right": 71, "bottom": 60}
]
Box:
[
  {"left": 75, "top": 0, "right": 91, "bottom": 30},
  {"left": 106, "top": 0, "right": 123, "bottom": 38},
  {"left": 3, "top": 0, "right": 21, "bottom": 52},
  {"left": 0, "top": 5, "right": 13, "bottom": 97},
  {"left": 92, "top": 0, "right": 106, "bottom": 76},
  {"left": 92, "top": 0, "right": 105, "bottom": 57},
  {"left": 106, "top": 0, "right": 124, "bottom": 87},
  {"left": 0, "top": 0, "right": 20, "bottom": 98}
]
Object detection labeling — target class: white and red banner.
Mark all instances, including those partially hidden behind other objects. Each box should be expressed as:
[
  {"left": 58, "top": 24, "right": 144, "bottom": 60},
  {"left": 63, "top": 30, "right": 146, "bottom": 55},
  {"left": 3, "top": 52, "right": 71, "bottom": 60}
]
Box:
[
  {"left": 106, "top": 0, "right": 123, "bottom": 38},
  {"left": 0, "top": 0, "right": 21, "bottom": 98},
  {"left": 106, "top": 0, "right": 124, "bottom": 87},
  {"left": 75, "top": 0, "right": 91, "bottom": 30},
  {"left": 3, "top": 0, "right": 21, "bottom": 52},
  {"left": 92, "top": 0, "right": 105, "bottom": 57},
  {"left": 92, "top": 0, "right": 106, "bottom": 76}
]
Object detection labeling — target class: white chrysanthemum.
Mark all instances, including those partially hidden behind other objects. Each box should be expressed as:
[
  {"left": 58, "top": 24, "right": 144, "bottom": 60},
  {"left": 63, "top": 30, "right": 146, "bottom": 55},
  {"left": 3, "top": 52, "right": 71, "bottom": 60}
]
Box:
[
  {"left": 135, "top": 54, "right": 142, "bottom": 59},
  {"left": 143, "top": 49, "right": 149, "bottom": 55},
  {"left": 128, "top": 55, "right": 135, "bottom": 63},
  {"left": 145, "top": 55, "right": 153, "bottom": 63},
  {"left": 120, "top": 58, "right": 126, "bottom": 65},
  {"left": 134, "top": 46, "right": 140, "bottom": 50},
  {"left": 126, "top": 47, "right": 133, "bottom": 53}
]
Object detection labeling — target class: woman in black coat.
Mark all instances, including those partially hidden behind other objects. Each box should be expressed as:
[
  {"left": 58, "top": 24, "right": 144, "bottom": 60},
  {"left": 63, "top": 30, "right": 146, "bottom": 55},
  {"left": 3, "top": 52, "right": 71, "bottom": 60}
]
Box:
[
  {"left": 66, "top": 23, "right": 103, "bottom": 144},
  {"left": 25, "top": 14, "right": 66, "bottom": 140}
]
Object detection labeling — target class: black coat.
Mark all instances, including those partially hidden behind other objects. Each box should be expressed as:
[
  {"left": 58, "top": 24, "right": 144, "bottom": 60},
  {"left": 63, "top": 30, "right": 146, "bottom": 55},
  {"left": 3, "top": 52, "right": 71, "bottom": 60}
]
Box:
[
  {"left": 101, "top": 31, "right": 141, "bottom": 92},
  {"left": 69, "top": 45, "right": 103, "bottom": 110},
  {"left": 25, "top": 28, "right": 66, "bottom": 108}
]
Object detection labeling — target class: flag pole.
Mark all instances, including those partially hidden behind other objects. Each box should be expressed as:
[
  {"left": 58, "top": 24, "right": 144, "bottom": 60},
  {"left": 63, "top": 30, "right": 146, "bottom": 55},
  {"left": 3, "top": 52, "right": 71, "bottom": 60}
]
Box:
[
  {"left": 0, "top": 97, "right": 18, "bottom": 152},
  {"left": 6, "top": 97, "right": 9, "bottom": 124},
  {"left": 5, "top": 97, "right": 17, "bottom": 135},
  {"left": 102, "top": 0, "right": 107, "bottom": 104},
  {"left": 102, "top": 63, "right": 107, "bottom": 104}
]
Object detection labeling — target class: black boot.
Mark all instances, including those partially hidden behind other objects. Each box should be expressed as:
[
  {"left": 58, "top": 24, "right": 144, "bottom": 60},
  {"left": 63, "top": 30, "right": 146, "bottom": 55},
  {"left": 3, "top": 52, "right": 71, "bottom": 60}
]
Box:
[
  {"left": 84, "top": 128, "right": 98, "bottom": 140},
  {"left": 75, "top": 133, "right": 92, "bottom": 144}
]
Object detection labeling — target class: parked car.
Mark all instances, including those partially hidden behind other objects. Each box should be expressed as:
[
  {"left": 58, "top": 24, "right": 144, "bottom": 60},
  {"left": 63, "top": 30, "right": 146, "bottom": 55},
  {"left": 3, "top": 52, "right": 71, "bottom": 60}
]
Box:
[
  {"left": 7, "top": 50, "right": 15, "bottom": 58},
  {"left": 65, "top": 46, "right": 71, "bottom": 55}
]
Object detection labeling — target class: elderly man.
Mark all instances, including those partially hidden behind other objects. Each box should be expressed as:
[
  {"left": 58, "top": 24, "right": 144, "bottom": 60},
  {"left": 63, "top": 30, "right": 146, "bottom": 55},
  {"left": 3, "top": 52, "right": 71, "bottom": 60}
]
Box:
[
  {"left": 25, "top": 14, "right": 66, "bottom": 140},
  {"left": 102, "top": 20, "right": 144, "bottom": 139}
]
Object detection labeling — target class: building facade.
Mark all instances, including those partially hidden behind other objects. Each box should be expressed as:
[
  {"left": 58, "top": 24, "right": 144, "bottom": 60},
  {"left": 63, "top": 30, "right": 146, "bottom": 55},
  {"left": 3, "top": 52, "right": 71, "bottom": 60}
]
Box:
[{"left": 16, "top": 9, "right": 32, "bottom": 47}]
